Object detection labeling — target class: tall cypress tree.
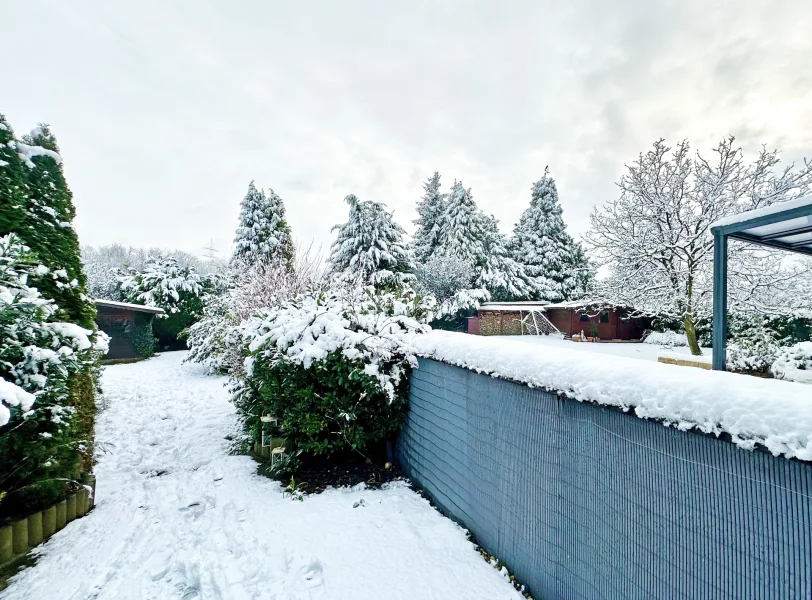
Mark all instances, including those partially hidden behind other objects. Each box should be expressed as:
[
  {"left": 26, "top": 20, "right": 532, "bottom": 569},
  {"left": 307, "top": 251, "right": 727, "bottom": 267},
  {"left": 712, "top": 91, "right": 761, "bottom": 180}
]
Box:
[
  {"left": 232, "top": 181, "right": 294, "bottom": 266},
  {"left": 412, "top": 171, "right": 446, "bottom": 263},
  {"left": 19, "top": 125, "right": 94, "bottom": 327},
  {"left": 0, "top": 114, "right": 28, "bottom": 237},
  {"left": 511, "top": 169, "right": 586, "bottom": 301}
]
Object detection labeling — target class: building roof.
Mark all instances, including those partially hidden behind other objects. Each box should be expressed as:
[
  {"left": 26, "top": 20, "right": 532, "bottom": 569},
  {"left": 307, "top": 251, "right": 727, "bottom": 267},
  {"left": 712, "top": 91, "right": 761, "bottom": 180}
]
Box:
[
  {"left": 478, "top": 300, "right": 602, "bottom": 312},
  {"left": 710, "top": 196, "right": 812, "bottom": 256},
  {"left": 94, "top": 298, "right": 165, "bottom": 315},
  {"left": 477, "top": 302, "right": 550, "bottom": 312}
]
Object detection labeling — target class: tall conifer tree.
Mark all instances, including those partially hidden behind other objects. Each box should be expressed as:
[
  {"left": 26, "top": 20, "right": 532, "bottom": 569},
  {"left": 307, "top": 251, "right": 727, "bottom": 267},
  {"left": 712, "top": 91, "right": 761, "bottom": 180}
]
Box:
[
  {"left": 0, "top": 114, "right": 28, "bottom": 237},
  {"left": 232, "top": 181, "right": 294, "bottom": 266},
  {"left": 328, "top": 194, "right": 415, "bottom": 288},
  {"left": 511, "top": 169, "right": 587, "bottom": 301},
  {"left": 412, "top": 171, "right": 446, "bottom": 263},
  {"left": 20, "top": 124, "right": 94, "bottom": 327}
]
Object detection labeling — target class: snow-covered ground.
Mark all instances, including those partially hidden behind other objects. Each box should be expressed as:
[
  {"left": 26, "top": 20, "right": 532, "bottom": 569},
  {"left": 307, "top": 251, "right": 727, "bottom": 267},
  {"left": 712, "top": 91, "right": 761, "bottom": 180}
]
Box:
[
  {"left": 495, "top": 333, "right": 711, "bottom": 362},
  {"left": 497, "top": 334, "right": 812, "bottom": 383},
  {"left": 1, "top": 352, "right": 521, "bottom": 600}
]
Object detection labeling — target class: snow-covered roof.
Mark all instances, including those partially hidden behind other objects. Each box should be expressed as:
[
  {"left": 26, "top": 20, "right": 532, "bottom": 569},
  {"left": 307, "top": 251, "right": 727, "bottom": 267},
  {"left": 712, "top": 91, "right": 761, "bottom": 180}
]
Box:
[
  {"left": 541, "top": 300, "right": 596, "bottom": 310},
  {"left": 711, "top": 196, "right": 812, "bottom": 255},
  {"left": 477, "top": 302, "right": 550, "bottom": 312},
  {"left": 478, "top": 300, "right": 620, "bottom": 313},
  {"left": 94, "top": 299, "right": 165, "bottom": 314},
  {"left": 411, "top": 331, "right": 812, "bottom": 462}
]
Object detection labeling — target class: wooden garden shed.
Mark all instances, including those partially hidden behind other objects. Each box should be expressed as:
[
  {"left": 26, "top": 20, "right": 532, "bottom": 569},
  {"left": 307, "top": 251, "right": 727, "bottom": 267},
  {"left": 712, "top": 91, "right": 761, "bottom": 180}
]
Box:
[
  {"left": 472, "top": 301, "right": 651, "bottom": 340},
  {"left": 94, "top": 299, "right": 164, "bottom": 359}
]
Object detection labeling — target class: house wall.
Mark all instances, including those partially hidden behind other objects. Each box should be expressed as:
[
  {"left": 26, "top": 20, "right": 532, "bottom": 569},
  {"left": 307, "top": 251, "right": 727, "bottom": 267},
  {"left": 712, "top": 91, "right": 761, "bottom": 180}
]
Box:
[{"left": 397, "top": 358, "right": 812, "bottom": 600}]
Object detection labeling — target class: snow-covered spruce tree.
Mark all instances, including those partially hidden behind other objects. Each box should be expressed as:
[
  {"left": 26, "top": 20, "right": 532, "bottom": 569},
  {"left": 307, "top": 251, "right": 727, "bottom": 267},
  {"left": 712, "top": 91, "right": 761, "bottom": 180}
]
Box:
[
  {"left": 428, "top": 181, "right": 530, "bottom": 319},
  {"left": 0, "top": 234, "right": 107, "bottom": 518},
  {"left": 585, "top": 137, "right": 812, "bottom": 355},
  {"left": 118, "top": 256, "right": 206, "bottom": 349},
  {"left": 328, "top": 194, "right": 415, "bottom": 289},
  {"left": 435, "top": 181, "right": 489, "bottom": 265},
  {"left": 477, "top": 213, "right": 532, "bottom": 301},
  {"left": 412, "top": 171, "right": 446, "bottom": 263},
  {"left": 232, "top": 181, "right": 294, "bottom": 266},
  {"left": 510, "top": 169, "right": 588, "bottom": 301},
  {"left": 17, "top": 125, "right": 95, "bottom": 329}
]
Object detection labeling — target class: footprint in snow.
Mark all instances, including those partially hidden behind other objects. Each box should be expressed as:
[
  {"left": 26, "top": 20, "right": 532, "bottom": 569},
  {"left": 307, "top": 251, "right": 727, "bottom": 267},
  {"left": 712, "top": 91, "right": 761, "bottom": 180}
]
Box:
[{"left": 177, "top": 502, "right": 206, "bottom": 517}]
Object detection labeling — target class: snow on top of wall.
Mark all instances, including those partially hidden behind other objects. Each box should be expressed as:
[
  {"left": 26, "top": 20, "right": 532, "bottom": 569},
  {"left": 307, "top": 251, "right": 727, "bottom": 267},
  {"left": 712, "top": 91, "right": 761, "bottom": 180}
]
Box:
[
  {"left": 711, "top": 195, "right": 812, "bottom": 230},
  {"left": 15, "top": 141, "right": 63, "bottom": 168},
  {"left": 411, "top": 331, "right": 812, "bottom": 461}
]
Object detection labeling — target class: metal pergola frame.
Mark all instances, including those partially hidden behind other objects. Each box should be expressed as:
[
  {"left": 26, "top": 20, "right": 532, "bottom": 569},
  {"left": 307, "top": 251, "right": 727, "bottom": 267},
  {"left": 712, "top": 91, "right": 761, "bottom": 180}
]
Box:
[{"left": 711, "top": 198, "right": 812, "bottom": 370}]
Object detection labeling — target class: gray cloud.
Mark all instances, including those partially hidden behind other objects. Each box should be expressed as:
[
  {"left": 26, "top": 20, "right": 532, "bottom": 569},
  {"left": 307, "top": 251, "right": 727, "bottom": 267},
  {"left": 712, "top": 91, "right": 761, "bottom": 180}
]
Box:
[{"left": 2, "top": 0, "right": 811, "bottom": 260}]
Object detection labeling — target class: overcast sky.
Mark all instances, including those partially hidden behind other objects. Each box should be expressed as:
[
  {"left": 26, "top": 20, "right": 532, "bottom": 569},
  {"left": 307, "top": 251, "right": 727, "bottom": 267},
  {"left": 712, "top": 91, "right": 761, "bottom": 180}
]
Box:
[{"left": 3, "top": 1, "right": 812, "bottom": 260}]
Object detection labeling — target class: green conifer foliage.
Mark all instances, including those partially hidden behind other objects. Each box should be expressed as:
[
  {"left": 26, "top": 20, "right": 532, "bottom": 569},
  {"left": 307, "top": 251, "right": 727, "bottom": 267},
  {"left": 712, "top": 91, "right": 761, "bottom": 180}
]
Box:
[
  {"left": 20, "top": 125, "right": 95, "bottom": 327},
  {"left": 0, "top": 114, "right": 28, "bottom": 237}
]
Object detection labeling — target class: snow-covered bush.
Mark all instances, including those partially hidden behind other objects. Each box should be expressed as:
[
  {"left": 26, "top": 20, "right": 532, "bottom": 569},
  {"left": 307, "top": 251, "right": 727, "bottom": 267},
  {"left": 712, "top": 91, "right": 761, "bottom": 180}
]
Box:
[
  {"left": 186, "top": 246, "right": 324, "bottom": 374},
  {"left": 771, "top": 341, "right": 812, "bottom": 380},
  {"left": 233, "top": 285, "right": 433, "bottom": 458},
  {"left": 727, "top": 338, "right": 780, "bottom": 375},
  {"left": 414, "top": 255, "right": 471, "bottom": 308},
  {"left": 0, "top": 234, "right": 107, "bottom": 515},
  {"left": 185, "top": 290, "right": 239, "bottom": 374},
  {"left": 643, "top": 330, "right": 689, "bottom": 347}
]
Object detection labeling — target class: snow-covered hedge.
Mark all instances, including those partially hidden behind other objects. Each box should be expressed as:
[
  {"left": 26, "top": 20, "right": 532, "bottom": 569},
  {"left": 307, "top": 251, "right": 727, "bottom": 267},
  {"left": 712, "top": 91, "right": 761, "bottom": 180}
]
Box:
[
  {"left": 234, "top": 285, "right": 433, "bottom": 457},
  {"left": 412, "top": 331, "right": 812, "bottom": 461},
  {"left": 0, "top": 235, "right": 108, "bottom": 424},
  {"left": 0, "top": 234, "right": 108, "bottom": 513},
  {"left": 643, "top": 330, "right": 688, "bottom": 347}
]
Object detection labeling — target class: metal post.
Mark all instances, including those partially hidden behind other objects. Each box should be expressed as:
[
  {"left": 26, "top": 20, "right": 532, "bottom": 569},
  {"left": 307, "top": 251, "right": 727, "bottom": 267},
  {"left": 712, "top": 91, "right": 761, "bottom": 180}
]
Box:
[{"left": 712, "top": 232, "right": 728, "bottom": 370}]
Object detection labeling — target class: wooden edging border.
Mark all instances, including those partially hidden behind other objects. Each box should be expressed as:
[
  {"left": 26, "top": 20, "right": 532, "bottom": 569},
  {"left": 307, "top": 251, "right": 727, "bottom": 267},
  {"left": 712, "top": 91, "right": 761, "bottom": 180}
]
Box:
[{"left": 0, "top": 478, "right": 96, "bottom": 567}]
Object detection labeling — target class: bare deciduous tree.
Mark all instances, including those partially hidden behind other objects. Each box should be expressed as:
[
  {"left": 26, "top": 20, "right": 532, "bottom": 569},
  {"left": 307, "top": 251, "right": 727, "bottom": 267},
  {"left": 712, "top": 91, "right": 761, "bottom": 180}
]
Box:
[{"left": 586, "top": 137, "right": 812, "bottom": 355}]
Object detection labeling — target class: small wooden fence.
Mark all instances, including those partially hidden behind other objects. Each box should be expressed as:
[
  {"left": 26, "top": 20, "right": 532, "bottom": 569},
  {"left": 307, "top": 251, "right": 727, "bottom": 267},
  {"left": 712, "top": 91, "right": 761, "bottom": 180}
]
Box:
[{"left": 0, "top": 480, "right": 95, "bottom": 566}]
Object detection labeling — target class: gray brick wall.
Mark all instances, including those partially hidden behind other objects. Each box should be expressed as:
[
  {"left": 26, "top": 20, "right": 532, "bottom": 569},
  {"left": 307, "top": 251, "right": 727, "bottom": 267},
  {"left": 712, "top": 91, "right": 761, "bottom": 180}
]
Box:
[{"left": 397, "top": 358, "right": 812, "bottom": 600}]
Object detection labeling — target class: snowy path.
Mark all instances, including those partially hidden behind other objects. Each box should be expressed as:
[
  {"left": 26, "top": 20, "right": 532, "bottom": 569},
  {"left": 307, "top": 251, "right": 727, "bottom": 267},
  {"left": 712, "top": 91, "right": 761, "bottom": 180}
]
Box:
[{"left": 2, "top": 352, "right": 521, "bottom": 600}]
